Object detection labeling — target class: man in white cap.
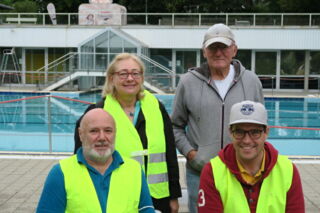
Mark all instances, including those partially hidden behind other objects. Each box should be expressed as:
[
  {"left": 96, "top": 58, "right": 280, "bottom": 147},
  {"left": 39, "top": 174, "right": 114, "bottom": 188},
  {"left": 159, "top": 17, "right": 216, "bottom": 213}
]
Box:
[
  {"left": 172, "top": 23, "right": 264, "bottom": 212},
  {"left": 198, "top": 100, "right": 305, "bottom": 212}
]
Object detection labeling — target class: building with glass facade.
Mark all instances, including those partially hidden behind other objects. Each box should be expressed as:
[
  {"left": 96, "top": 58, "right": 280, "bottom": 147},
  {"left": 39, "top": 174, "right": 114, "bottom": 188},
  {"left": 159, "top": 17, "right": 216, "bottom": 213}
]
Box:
[{"left": 0, "top": 13, "right": 320, "bottom": 94}]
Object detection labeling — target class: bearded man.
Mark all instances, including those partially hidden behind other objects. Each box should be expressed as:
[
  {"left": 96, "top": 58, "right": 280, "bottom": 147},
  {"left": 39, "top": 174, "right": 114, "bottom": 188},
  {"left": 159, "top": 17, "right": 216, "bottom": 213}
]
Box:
[{"left": 37, "top": 108, "right": 155, "bottom": 213}]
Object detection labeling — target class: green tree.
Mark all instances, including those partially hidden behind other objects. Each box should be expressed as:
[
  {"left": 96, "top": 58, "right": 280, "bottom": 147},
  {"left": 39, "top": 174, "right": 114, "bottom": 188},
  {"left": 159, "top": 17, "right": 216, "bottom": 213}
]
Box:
[
  {"left": 36, "top": 0, "right": 88, "bottom": 13},
  {"left": 13, "top": 0, "right": 38, "bottom": 12},
  {"left": 277, "top": 0, "right": 320, "bottom": 12}
]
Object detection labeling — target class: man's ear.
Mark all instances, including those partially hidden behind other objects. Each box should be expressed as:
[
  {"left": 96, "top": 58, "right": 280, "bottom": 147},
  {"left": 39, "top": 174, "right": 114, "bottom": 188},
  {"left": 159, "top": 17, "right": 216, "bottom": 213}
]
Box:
[
  {"left": 78, "top": 128, "right": 83, "bottom": 144},
  {"left": 232, "top": 45, "right": 238, "bottom": 58},
  {"left": 265, "top": 126, "right": 270, "bottom": 135},
  {"left": 229, "top": 127, "right": 233, "bottom": 137},
  {"left": 202, "top": 48, "right": 207, "bottom": 59}
]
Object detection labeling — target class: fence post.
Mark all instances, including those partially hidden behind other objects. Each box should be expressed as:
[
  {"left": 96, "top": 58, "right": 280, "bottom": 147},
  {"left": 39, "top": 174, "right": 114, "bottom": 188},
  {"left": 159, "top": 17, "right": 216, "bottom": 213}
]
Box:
[
  {"left": 318, "top": 76, "right": 320, "bottom": 98},
  {"left": 47, "top": 95, "right": 53, "bottom": 153},
  {"left": 272, "top": 76, "right": 274, "bottom": 98},
  {"left": 172, "top": 14, "right": 174, "bottom": 27}
]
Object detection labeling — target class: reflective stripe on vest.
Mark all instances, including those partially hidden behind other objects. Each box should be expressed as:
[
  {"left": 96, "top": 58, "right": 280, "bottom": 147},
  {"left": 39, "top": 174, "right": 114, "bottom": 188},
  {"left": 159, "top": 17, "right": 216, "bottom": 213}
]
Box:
[
  {"left": 211, "top": 155, "right": 293, "bottom": 213},
  {"left": 104, "top": 90, "right": 169, "bottom": 199},
  {"left": 60, "top": 155, "right": 141, "bottom": 213}
]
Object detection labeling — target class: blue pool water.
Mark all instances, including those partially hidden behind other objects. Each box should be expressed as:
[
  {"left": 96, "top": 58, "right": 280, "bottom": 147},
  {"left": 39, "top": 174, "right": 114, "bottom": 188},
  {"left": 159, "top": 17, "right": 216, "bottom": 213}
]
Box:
[{"left": 0, "top": 92, "right": 319, "bottom": 156}]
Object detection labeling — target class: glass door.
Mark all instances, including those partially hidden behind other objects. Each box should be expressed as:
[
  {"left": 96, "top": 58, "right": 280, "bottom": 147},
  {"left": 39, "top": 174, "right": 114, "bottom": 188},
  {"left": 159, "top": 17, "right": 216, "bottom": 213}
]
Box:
[{"left": 25, "top": 49, "right": 45, "bottom": 84}]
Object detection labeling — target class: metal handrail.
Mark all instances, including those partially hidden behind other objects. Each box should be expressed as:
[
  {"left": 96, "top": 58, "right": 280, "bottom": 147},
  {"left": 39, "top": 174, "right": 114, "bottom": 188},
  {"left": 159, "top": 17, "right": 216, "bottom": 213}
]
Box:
[
  {"left": 36, "top": 52, "right": 77, "bottom": 72},
  {"left": 1, "top": 12, "right": 320, "bottom": 27},
  {"left": 139, "top": 54, "right": 173, "bottom": 74}
]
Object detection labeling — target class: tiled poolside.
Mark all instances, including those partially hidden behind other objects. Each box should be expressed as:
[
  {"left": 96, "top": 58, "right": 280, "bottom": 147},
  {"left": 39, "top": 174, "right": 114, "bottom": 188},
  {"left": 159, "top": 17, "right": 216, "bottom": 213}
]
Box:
[{"left": 0, "top": 155, "right": 319, "bottom": 212}]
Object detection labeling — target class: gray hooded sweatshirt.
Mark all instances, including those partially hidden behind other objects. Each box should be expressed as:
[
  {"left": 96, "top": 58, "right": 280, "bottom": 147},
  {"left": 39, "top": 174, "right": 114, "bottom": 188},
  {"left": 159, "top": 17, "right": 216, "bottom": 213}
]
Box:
[{"left": 171, "top": 59, "right": 264, "bottom": 174}]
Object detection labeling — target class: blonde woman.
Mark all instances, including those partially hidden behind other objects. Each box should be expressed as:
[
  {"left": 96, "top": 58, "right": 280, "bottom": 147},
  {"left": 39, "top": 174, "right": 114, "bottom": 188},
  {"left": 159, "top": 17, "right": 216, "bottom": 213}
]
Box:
[{"left": 74, "top": 53, "right": 181, "bottom": 212}]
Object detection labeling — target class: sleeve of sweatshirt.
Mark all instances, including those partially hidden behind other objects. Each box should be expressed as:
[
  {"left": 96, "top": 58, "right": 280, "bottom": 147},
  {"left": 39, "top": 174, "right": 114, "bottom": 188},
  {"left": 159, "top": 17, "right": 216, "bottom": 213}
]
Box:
[
  {"left": 285, "top": 164, "right": 305, "bottom": 213},
  {"left": 198, "top": 162, "right": 223, "bottom": 213},
  {"left": 255, "top": 77, "right": 264, "bottom": 105},
  {"left": 171, "top": 76, "right": 194, "bottom": 157}
]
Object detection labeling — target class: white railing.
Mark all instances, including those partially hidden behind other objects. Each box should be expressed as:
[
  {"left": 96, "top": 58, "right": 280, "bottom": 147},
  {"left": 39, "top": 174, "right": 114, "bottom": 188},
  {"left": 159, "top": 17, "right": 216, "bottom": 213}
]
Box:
[{"left": 1, "top": 12, "right": 320, "bottom": 27}]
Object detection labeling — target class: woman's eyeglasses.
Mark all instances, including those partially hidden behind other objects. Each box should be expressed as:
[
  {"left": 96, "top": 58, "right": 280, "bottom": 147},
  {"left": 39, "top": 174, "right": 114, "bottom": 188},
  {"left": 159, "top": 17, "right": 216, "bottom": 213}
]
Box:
[{"left": 114, "top": 71, "right": 142, "bottom": 79}]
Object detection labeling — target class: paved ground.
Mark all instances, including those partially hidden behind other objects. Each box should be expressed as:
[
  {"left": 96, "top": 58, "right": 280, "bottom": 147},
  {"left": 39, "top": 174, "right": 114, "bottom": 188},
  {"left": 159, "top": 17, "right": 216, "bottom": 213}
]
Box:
[{"left": 0, "top": 156, "right": 319, "bottom": 213}]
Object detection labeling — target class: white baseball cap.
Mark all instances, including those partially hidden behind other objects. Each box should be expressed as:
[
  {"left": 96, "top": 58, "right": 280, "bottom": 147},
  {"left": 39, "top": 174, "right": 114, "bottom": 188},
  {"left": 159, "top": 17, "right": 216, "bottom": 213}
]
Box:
[
  {"left": 203, "top": 23, "right": 235, "bottom": 48},
  {"left": 229, "top": 100, "right": 268, "bottom": 126}
]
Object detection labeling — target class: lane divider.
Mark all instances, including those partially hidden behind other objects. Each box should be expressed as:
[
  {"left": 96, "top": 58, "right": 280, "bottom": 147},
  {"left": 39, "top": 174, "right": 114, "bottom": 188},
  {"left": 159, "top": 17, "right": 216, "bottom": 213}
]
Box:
[
  {"left": 269, "top": 126, "right": 320, "bottom": 131},
  {"left": 0, "top": 95, "right": 92, "bottom": 105}
]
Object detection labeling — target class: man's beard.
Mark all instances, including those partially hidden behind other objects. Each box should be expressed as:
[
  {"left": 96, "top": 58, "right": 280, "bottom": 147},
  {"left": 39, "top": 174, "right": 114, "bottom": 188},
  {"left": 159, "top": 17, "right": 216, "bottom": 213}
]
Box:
[{"left": 83, "top": 142, "right": 114, "bottom": 164}]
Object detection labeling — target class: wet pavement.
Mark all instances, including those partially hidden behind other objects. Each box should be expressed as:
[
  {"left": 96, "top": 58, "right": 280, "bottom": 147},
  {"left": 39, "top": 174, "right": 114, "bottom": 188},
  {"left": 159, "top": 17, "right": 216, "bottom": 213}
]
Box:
[{"left": 0, "top": 155, "right": 319, "bottom": 212}]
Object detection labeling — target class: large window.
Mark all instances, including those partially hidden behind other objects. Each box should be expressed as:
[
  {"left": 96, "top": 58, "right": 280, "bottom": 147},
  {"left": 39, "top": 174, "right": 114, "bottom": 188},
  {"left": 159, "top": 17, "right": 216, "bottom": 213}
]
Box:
[
  {"left": 255, "top": 52, "right": 276, "bottom": 89},
  {"left": 48, "top": 48, "right": 76, "bottom": 84},
  {"left": 149, "top": 49, "right": 172, "bottom": 89},
  {"left": 80, "top": 40, "right": 94, "bottom": 70},
  {"left": 79, "top": 29, "right": 142, "bottom": 72},
  {"left": 236, "top": 50, "right": 251, "bottom": 70},
  {"left": 95, "top": 31, "right": 109, "bottom": 70},
  {"left": 176, "top": 51, "right": 197, "bottom": 74},
  {"left": 280, "top": 50, "right": 305, "bottom": 89},
  {"left": 150, "top": 49, "right": 171, "bottom": 69},
  {"left": 48, "top": 48, "right": 75, "bottom": 72},
  {"left": 309, "top": 51, "right": 320, "bottom": 90}
]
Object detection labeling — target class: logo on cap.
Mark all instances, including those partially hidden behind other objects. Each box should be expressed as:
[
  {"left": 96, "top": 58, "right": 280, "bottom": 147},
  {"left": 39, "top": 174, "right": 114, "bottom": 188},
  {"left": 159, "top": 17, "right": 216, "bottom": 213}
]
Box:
[{"left": 240, "top": 104, "right": 254, "bottom": 115}]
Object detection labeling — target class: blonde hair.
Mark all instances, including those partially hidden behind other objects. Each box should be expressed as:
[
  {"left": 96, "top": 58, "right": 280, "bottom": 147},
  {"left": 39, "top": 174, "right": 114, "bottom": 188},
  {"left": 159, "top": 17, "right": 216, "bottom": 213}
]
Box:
[{"left": 101, "top": 53, "right": 145, "bottom": 99}]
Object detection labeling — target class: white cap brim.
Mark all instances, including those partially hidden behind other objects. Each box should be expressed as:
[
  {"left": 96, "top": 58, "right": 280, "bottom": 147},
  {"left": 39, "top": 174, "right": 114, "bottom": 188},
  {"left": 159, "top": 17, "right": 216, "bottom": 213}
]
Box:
[
  {"left": 229, "top": 119, "right": 267, "bottom": 126},
  {"left": 204, "top": 37, "right": 233, "bottom": 48}
]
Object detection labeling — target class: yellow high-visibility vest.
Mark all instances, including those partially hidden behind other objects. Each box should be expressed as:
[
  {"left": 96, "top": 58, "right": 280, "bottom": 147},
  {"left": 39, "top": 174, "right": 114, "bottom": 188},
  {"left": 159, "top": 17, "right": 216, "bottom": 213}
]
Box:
[
  {"left": 211, "top": 155, "right": 293, "bottom": 212},
  {"left": 60, "top": 155, "right": 141, "bottom": 213},
  {"left": 104, "top": 90, "right": 169, "bottom": 199}
]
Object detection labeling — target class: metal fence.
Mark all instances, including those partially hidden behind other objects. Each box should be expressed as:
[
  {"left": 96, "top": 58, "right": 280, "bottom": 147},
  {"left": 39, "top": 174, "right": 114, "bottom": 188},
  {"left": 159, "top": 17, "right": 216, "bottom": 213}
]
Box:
[{"left": 1, "top": 12, "right": 320, "bottom": 27}]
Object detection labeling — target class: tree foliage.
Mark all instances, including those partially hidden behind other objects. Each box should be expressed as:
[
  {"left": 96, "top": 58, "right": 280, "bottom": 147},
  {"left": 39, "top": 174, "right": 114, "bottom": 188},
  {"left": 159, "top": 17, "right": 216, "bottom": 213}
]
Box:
[
  {"left": 277, "top": 0, "right": 320, "bottom": 12},
  {"left": 14, "top": 0, "right": 38, "bottom": 12},
  {"left": 35, "top": 0, "right": 88, "bottom": 13},
  {"left": 115, "top": 0, "right": 320, "bottom": 13}
]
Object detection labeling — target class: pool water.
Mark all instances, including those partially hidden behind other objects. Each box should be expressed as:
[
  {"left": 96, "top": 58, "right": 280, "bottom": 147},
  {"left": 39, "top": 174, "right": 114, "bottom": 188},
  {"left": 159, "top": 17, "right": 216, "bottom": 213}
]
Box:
[{"left": 0, "top": 92, "right": 319, "bottom": 155}]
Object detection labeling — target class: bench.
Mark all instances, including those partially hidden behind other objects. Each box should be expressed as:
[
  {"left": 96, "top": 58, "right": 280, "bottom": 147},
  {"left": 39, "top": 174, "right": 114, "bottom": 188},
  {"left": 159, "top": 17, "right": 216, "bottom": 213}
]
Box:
[
  {"left": 6, "top": 17, "right": 37, "bottom": 24},
  {"left": 235, "top": 19, "right": 250, "bottom": 26}
]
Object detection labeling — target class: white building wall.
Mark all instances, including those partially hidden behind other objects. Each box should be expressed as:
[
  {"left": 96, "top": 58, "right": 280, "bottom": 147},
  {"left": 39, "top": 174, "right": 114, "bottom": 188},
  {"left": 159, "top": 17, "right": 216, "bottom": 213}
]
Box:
[
  {"left": 122, "top": 27, "right": 320, "bottom": 50},
  {"left": 0, "top": 26, "right": 320, "bottom": 50},
  {"left": 0, "top": 27, "right": 102, "bottom": 48}
]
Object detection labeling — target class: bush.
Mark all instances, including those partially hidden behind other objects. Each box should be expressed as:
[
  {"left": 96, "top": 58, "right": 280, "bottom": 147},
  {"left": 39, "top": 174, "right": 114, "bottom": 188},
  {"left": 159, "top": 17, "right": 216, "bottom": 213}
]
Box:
[{"left": 13, "top": 0, "right": 38, "bottom": 12}]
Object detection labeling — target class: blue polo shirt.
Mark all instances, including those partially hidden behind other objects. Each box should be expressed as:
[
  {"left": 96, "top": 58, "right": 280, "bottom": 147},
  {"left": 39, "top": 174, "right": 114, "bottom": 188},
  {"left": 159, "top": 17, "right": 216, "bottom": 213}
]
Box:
[{"left": 36, "top": 149, "right": 155, "bottom": 213}]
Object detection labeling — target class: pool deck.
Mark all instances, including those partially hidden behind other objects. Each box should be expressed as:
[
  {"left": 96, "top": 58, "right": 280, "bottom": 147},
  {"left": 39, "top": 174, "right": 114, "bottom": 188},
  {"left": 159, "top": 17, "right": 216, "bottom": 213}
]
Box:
[{"left": 0, "top": 155, "right": 319, "bottom": 212}]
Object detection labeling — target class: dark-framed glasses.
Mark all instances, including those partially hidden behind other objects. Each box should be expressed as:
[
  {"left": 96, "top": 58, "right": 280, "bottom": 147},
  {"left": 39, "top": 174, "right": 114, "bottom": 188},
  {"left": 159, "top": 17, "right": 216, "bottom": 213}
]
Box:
[
  {"left": 231, "top": 129, "right": 264, "bottom": 140},
  {"left": 115, "top": 71, "right": 142, "bottom": 79}
]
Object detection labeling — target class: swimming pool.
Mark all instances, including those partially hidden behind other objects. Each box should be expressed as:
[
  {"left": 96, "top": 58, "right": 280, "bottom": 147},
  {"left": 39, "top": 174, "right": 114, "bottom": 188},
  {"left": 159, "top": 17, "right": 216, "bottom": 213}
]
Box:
[{"left": 0, "top": 92, "right": 319, "bottom": 156}]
